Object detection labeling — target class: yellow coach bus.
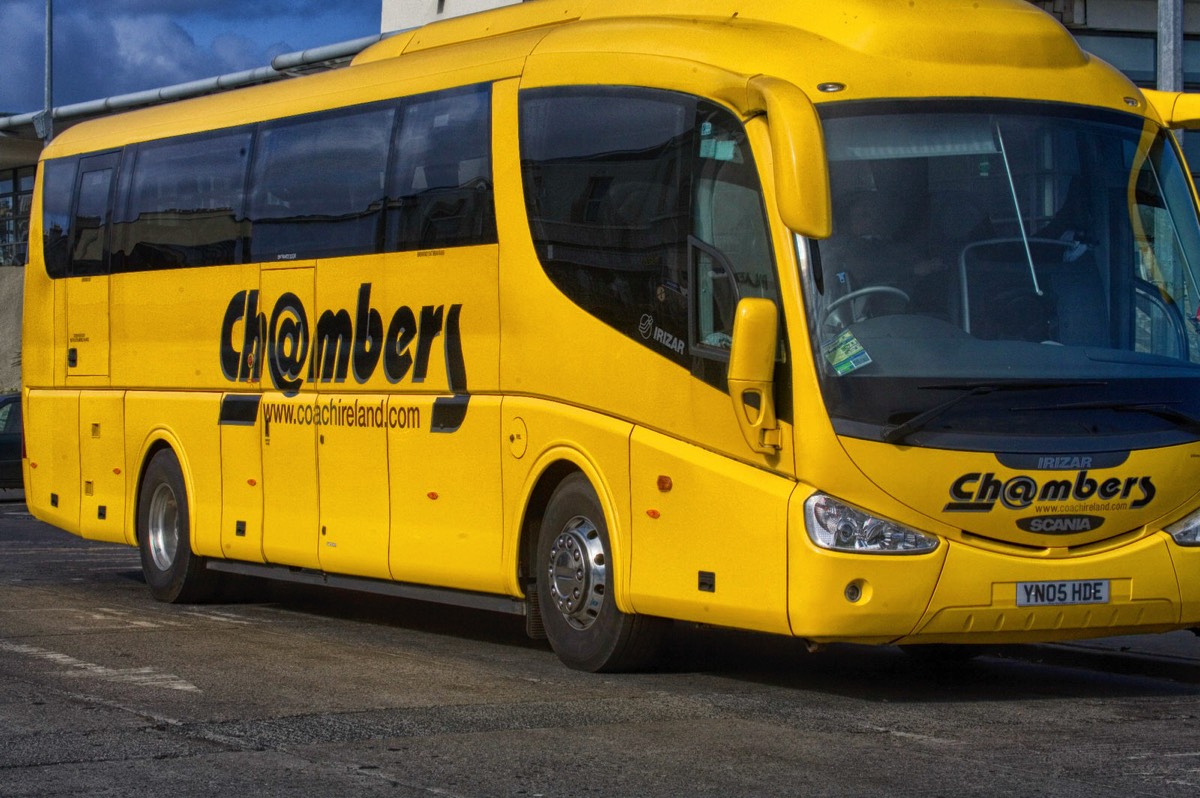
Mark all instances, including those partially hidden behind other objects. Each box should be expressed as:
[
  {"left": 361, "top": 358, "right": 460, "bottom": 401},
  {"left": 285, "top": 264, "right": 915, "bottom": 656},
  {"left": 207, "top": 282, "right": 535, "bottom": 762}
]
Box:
[{"left": 22, "top": 0, "right": 1200, "bottom": 670}]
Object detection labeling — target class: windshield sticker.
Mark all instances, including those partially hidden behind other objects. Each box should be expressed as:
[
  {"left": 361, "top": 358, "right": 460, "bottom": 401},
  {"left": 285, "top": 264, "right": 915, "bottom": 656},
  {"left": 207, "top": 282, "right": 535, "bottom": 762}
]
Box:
[{"left": 822, "top": 330, "right": 872, "bottom": 376}]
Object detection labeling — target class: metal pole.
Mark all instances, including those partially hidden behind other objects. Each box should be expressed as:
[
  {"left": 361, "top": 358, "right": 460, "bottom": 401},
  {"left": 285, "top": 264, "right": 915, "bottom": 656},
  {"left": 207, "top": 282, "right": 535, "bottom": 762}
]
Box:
[
  {"left": 42, "top": 0, "right": 53, "bottom": 142},
  {"left": 1159, "top": 0, "right": 1184, "bottom": 147},
  {"left": 1158, "top": 0, "right": 1184, "bottom": 93}
]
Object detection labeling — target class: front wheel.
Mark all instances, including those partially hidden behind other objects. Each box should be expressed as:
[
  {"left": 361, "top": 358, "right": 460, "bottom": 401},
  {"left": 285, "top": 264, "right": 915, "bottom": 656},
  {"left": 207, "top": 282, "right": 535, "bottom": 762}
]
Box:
[
  {"left": 536, "top": 473, "right": 665, "bottom": 672},
  {"left": 137, "top": 448, "right": 218, "bottom": 603}
]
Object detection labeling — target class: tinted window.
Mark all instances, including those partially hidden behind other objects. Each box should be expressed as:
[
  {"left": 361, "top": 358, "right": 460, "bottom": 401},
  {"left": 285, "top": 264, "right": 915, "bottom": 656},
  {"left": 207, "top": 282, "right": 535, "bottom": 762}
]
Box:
[
  {"left": 388, "top": 84, "right": 495, "bottom": 251},
  {"left": 1, "top": 399, "right": 19, "bottom": 434},
  {"left": 690, "top": 105, "right": 777, "bottom": 354},
  {"left": 41, "top": 157, "right": 77, "bottom": 278},
  {"left": 115, "top": 129, "right": 251, "bottom": 271},
  {"left": 520, "top": 87, "right": 776, "bottom": 371},
  {"left": 249, "top": 104, "right": 395, "bottom": 262},
  {"left": 70, "top": 152, "right": 120, "bottom": 276},
  {"left": 39, "top": 84, "right": 498, "bottom": 279}
]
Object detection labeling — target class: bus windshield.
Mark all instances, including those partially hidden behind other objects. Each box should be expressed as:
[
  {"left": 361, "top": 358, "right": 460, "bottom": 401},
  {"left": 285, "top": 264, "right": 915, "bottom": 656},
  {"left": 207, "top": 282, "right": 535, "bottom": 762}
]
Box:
[{"left": 806, "top": 100, "right": 1200, "bottom": 451}]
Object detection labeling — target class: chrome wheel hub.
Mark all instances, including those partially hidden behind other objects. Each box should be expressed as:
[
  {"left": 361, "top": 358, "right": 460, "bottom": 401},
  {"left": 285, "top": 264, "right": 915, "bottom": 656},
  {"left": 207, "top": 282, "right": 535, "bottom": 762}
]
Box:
[
  {"left": 547, "top": 516, "right": 607, "bottom": 630},
  {"left": 147, "top": 482, "right": 180, "bottom": 572}
]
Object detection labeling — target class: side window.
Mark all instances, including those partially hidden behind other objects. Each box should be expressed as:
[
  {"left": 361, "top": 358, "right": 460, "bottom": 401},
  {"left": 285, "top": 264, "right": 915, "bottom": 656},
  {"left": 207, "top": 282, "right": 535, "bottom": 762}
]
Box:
[
  {"left": 691, "top": 107, "right": 778, "bottom": 354},
  {"left": 2, "top": 401, "right": 18, "bottom": 434},
  {"left": 521, "top": 88, "right": 694, "bottom": 367},
  {"left": 388, "top": 84, "right": 496, "bottom": 251},
  {"left": 520, "top": 87, "right": 776, "bottom": 373},
  {"left": 249, "top": 104, "right": 396, "bottom": 262},
  {"left": 116, "top": 129, "right": 252, "bottom": 271},
  {"left": 70, "top": 152, "right": 120, "bottom": 276},
  {"left": 41, "top": 157, "right": 77, "bottom": 278}
]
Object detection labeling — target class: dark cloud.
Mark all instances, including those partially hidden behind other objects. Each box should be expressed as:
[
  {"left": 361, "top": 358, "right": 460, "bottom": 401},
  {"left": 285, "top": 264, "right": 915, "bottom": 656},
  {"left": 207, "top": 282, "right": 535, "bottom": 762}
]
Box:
[
  {"left": 0, "top": 2, "right": 46, "bottom": 113},
  {"left": 0, "top": 0, "right": 379, "bottom": 114},
  {"left": 105, "top": 0, "right": 340, "bottom": 19}
]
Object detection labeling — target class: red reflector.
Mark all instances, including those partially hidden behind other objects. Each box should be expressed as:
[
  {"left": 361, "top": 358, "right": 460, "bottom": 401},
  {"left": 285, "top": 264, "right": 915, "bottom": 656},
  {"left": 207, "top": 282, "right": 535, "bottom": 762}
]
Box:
[
  {"left": 646, "top": 509, "right": 661, "bottom": 519},
  {"left": 657, "top": 475, "right": 673, "bottom": 492}
]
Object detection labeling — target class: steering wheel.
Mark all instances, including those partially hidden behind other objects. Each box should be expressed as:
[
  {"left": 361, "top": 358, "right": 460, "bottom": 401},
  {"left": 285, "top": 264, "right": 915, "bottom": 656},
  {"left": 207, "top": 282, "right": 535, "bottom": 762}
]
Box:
[{"left": 822, "top": 285, "right": 911, "bottom": 326}]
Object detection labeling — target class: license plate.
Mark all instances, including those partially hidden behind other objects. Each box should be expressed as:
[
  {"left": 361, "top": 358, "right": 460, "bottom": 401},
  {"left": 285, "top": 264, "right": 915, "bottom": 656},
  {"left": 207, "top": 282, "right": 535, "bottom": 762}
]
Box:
[{"left": 1016, "top": 579, "right": 1110, "bottom": 607}]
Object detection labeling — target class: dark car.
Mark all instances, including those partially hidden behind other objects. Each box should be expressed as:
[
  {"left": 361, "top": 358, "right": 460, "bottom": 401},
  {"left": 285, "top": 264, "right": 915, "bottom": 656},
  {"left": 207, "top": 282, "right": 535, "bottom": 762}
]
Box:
[{"left": 0, "top": 394, "right": 22, "bottom": 490}]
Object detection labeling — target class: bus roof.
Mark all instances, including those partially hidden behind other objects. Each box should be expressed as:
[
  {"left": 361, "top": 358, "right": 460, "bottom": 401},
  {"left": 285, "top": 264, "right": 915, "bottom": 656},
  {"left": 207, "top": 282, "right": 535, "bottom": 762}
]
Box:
[
  {"left": 43, "top": 0, "right": 1142, "bottom": 159},
  {"left": 355, "top": 0, "right": 1087, "bottom": 72}
]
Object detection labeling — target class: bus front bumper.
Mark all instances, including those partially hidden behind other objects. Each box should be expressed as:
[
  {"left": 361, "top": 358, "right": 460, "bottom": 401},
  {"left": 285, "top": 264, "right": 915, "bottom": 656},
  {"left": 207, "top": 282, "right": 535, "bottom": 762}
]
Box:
[{"left": 897, "top": 533, "right": 1183, "bottom": 645}]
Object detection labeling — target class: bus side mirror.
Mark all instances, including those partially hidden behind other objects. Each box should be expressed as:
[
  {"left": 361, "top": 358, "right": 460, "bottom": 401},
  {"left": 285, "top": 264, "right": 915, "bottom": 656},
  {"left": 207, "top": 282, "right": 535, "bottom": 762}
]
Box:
[
  {"left": 727, "top": 298, "right": 782, "bottom": 455},
  {"left": 747, "top": 76, "right": 832, "bottom": 239},
  {"left": 1143, "top": 89, "right": 1200, "bottom": 129}
]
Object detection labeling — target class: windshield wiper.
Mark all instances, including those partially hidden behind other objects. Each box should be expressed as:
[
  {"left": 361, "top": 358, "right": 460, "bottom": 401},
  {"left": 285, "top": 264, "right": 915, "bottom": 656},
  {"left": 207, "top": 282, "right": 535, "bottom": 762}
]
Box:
[
  {"left": 882, "top": 382, "right": 1105, "bottom": 445},
  {"left": 1016, "top": 400, "right": 1200, "bottom": 435}
]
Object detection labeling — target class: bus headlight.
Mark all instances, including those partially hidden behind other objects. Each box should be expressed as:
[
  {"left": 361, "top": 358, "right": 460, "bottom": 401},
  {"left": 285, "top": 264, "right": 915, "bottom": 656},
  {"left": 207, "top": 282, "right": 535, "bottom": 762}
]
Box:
[
  {"left": 1166, "top": 508, "right": 1200, "bottom": 546},
  {"left": 805, "top": 493, "right": 939, "bottom": 554}
]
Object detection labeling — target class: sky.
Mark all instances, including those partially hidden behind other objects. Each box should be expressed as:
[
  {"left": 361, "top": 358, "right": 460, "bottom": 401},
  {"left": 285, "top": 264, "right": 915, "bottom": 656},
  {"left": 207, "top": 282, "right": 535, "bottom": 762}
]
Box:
[{"left": 0, "top": 0, "right": 384, "bottom": 115}]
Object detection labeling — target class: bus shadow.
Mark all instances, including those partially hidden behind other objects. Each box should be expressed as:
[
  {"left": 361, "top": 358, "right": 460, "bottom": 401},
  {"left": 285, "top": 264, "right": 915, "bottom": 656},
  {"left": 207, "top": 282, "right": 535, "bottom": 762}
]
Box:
[
  {"left": 144, "top": 571, "right": 1200, "bottom": 700},
  {"left": 235, "top": 577, "right": 544, "bottom": 652},
  {"left": 660, "top": 623, "right": 1200, "bottom": 701}
]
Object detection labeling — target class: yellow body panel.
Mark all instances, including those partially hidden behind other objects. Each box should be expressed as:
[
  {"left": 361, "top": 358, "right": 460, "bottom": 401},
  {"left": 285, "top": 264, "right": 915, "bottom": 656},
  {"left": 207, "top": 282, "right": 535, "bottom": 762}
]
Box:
[
  {"left": 23, "top": 390, "right": 81, "bottom": 534},
  {"left": 629, "top": 427, "right": 793, "bottom": 634},
  {"left": 260, "top": 391, "right": 320, "bottom": 568},
  {"left": 389, "top": 395, "right": 504, "bottom": 593},
  {"left": 112, "top": 265, "right": 260, "bottom": 389},
  {"left": 78, "top": 391, "right": 126, "bottom": 543},
  {"left": 1168, "top": 544, "right": 1200, "bottom": 626},
  {"left": 903, "top": 536, "right": 1182, "bottom": 644},
  {"left": 64, "top": 275, "right": 109, "bottom": 381},
  {"left": 219, "top": 399, "right": 265, "bottom": 563},
  {"left": 124, "top": 392, "right": 222, "bottom": 553},
  {"left": 499, "top": 397, "right": 634, "bottom": 606},
  {"left": 318, "top": 394, "right": 393, "bottom": 580}
]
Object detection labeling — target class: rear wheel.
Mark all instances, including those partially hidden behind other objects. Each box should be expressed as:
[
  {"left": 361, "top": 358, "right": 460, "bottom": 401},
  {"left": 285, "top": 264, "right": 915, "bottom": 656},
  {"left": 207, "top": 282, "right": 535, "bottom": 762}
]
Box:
[
  {"left": 137, "top": 448, "right": 218, "bottom": 603},
  {"left": 536, "top": 473, "right": 665, "bottom": 672}
]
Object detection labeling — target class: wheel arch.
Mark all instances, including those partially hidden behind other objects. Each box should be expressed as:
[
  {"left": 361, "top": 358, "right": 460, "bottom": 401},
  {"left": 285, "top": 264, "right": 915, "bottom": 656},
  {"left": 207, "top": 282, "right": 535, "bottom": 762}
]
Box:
[
  {"left": 130, "top": 432, "right": 191, "bottom": 548},
  {"left": 514, "top": 446, "right": 633, "bottom": 614},
  {"left": 517, "top": 458, "right": 581, "bottom": 596}
]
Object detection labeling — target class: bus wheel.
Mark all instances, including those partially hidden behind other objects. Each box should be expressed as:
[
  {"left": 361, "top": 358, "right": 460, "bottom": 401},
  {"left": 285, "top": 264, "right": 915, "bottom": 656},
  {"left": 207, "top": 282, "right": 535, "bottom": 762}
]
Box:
[
  {"left": 137, "top": 449, "right": 216, "bottom": 603},
  {"left": 536, "top": 473, "right": 664, "bottom": 672}
]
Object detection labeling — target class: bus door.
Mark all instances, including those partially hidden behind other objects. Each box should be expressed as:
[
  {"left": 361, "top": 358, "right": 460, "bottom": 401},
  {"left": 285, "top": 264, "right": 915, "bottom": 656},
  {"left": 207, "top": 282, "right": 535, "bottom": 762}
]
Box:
[
  {"left": 64, "top": 152, "right": 118, "bottom": 381},
  {"left": 378, "top": 82, "right": 505, "bottom": 594},
  {"left": 258, "top": 264, "right": 322, "bottom": 570}
]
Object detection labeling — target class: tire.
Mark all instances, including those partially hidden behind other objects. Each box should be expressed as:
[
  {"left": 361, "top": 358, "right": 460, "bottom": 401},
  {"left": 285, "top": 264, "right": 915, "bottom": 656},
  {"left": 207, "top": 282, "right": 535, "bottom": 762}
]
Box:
[
  {"left": 536, "top": 473, "right": 665, "bottom": 672},
  {"left": 137, "top": 448, "right": 218, "bottom": 603}
]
